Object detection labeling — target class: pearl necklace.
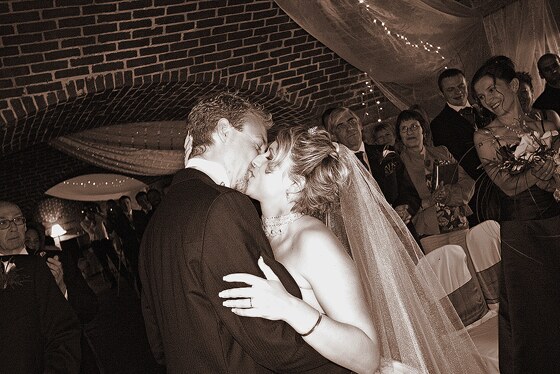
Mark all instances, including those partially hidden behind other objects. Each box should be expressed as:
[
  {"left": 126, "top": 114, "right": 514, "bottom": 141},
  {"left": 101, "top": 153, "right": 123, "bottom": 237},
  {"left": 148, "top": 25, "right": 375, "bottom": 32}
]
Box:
[{"left": 262, "top": 212, "right": 304, "bottom": 238}]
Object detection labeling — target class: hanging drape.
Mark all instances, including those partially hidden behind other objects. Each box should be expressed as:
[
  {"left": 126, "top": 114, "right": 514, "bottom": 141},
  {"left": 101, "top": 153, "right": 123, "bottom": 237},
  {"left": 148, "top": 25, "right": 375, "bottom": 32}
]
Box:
[
  {"left": 49, "top": 122, "right": 186, "bottom": 176},
  {"left": 275, "top": 0, "right": 559, "bottom": 117},
  {"left": 483, "top": 0, "right": 560, "bottom": 97}
]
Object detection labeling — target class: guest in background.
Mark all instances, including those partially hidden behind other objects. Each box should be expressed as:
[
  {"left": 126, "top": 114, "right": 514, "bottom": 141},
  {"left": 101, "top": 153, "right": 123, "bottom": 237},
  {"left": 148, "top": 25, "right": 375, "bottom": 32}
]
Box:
[
  {"left": 0, "top": 201, "right": 81, "bottom": 373},
  {"left": 371, "top": 122, "right": 403, "bottom": 152},
  {"left": 118, "top": 195, "right": 148, "bottom": 239},
  {"left": 409, "top": 103, "right": 434, "bottom": 146},
  {"left": 533, "top": 53, "right": 560, "bottom": 115},
  {"left": 397, "top": 110, "right": 475, "bottom": 238},
  {"left": 135, "top": 191, "right": 153, "bottom": 221},
  {"left": 325, "top": 107, "right": 419, "bottom": 209},
  {"left": 107, "top": 199, "right": 141, "bottom": 293},
  {"left": 81, "top": 203, "right": 119, "bottom": 289},
  {"left": 516, "top": 71, "right": 560, "bottom": 127},
  {"left": 26, "top": 221, "right": 99, "bottom": 324},
  {"left": 26, "top": 221, "right": 100, "bottom": 374},
  {"left": 146, "top": 189, "right": 162, "bottom": 211},
  {"left": 324, "top": 107, "right": 422, "bottom": 244},
  {"left": 430, "top": 68, "right": 494, "bottom": 224}
]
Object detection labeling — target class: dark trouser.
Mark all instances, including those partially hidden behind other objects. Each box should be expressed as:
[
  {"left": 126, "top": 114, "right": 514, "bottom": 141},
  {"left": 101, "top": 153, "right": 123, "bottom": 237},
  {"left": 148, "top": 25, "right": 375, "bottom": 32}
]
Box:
[
  {"left": 121, "top": 236, "right": 141, "bottom": 292},
  {"left": 499, "top": 217, "right": 560, "bottom": 374}
]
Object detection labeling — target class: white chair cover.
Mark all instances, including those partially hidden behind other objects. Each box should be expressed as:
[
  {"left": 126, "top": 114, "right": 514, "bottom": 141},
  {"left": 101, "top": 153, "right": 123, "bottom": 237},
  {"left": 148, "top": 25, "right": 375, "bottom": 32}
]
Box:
[
  {"left": 466, "top": 220, "right": 501, "bottom": 305},
  {"left": 419, "top": 245, "right": 489, "bottom": 326}
]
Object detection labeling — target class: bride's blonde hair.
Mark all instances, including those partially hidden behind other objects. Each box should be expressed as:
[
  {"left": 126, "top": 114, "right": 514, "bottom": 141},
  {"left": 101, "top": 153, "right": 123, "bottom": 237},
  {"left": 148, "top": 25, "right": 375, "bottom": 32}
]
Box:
[{"left": 272, "top": 125, "right": 349, "bottom": 216}]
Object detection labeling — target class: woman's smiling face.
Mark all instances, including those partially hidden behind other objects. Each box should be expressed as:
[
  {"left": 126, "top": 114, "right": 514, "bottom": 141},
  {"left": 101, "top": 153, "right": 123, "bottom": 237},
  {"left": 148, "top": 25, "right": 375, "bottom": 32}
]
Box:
[{"left": 474, "top": 75, "right": 517, "bottom": 116}]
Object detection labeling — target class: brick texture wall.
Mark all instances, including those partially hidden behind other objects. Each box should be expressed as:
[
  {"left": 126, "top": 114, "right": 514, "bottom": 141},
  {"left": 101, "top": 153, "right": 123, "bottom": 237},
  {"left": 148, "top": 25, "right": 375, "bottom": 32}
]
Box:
[{"left": 0, "top": 0, "right": 397, "bottom": 216}]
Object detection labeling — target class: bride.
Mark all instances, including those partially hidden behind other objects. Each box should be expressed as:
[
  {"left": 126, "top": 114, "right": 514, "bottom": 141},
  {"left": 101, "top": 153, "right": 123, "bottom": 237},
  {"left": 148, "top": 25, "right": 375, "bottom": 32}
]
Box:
[{"left": 219, "top": 126, "right": 487, "bottom": 373}]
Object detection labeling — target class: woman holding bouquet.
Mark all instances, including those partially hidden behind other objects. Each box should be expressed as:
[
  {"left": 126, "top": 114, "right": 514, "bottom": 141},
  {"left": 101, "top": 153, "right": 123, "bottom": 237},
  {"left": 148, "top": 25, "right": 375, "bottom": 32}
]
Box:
[{"left": 472, "top": 57, "right": 560, "bottom": 374}]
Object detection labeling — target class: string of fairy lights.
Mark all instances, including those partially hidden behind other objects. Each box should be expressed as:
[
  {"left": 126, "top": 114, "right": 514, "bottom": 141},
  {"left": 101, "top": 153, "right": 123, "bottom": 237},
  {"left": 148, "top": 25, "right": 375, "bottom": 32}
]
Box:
[
  {"left": 357, "top": 0, "right": 446, "bottom": 61},
  {"left": 62, "top": 176, "right": 133, "bottom": 188},
  {"left": 354, "top": 0, "right": 448, "bottom": 125},
  {"left": 359, "top": 74, "right": 384, "bottom": 123}
]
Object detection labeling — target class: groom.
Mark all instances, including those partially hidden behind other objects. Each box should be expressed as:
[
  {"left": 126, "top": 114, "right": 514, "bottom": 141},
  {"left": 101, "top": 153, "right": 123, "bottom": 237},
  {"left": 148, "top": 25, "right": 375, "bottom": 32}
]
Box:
[{"left": 139, "top": 92, "right": 348, "bottom": 373}]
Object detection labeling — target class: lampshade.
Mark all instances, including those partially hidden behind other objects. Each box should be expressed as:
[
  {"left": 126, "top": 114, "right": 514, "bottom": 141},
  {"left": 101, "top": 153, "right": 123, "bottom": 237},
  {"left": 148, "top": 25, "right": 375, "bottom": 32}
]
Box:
[{"left": 50, "top": 224, "right": 67, "bottom": 237}]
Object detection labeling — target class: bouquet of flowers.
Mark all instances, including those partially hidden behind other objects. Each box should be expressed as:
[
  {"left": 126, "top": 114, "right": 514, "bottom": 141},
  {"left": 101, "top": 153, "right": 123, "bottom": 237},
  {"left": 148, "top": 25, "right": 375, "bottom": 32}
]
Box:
[{"left": 494, "top": 130, "right": 559, "bottom": 175}]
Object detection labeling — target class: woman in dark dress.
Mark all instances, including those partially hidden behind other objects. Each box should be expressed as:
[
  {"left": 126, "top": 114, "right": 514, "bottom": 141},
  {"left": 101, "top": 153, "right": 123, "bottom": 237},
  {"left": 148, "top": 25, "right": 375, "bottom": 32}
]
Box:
[{"left": 472, "top": 57, "right": 560, "bottom": 374}]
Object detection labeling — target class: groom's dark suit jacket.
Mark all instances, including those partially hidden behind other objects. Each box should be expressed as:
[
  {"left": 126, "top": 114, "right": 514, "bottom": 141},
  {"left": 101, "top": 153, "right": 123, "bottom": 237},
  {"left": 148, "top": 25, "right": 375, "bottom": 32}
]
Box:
[{"left": 139, "top": 168, "right": 348, "bottom": 373}]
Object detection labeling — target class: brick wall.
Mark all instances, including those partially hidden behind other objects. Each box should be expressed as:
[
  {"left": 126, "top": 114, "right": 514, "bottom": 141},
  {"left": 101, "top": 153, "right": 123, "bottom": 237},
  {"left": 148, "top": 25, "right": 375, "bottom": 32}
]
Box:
[{"left": 0, "top": 0, "right": 397, "bottom": 215}]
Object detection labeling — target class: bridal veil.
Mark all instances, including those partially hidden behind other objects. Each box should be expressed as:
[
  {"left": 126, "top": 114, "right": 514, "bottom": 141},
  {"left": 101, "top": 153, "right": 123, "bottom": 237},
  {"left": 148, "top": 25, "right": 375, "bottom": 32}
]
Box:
[{"left": 329, "top": 144, "right": 488, "bottom": 373}]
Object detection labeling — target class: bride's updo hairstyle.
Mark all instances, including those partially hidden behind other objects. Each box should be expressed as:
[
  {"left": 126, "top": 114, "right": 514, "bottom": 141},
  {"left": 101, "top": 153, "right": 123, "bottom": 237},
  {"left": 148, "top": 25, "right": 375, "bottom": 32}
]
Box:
[
  {"left": 273, "top": 125, "right": 349, "bottom": 216},
  {"left": 471, "top": 55, "right": 517, "bottom": 104}
]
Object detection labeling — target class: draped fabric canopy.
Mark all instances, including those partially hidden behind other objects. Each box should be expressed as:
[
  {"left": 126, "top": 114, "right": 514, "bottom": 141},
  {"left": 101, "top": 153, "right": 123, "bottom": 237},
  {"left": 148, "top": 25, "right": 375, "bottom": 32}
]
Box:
[
  {"left": 275, "top": 0, "right": 559, "bottom": 117},
  {"left": 49, "top": 121, "right": 186, "bottom": 176}
]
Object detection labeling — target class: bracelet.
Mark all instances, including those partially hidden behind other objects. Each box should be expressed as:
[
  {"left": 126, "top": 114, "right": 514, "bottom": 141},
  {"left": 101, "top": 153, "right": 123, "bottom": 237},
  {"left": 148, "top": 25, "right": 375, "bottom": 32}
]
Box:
[{"left": 301, "top": 312, "right": 323, "bottom": 337}]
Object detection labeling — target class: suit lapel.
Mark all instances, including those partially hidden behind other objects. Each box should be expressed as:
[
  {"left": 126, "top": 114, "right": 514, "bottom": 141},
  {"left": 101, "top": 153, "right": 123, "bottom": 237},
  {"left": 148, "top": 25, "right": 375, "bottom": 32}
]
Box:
[{"left": 443, "top": 105, "right": 475, "bottom": 135}]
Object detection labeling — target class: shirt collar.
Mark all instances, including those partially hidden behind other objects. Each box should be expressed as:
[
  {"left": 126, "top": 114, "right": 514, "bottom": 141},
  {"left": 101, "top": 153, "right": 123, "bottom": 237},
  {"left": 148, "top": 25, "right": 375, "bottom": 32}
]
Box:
[
  {"left": 355, "top": 142, "right": 366, "bottom": 153},
  {"left": 186, "top": 158, "right": 231, "bottom": 187},
  {"left": 448, "top": 102, "right": 472, "bottom": 112}
]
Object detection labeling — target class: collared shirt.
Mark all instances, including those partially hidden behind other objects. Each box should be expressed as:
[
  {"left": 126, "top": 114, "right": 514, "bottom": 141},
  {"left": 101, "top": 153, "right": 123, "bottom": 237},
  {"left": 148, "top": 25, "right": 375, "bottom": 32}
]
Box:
[
  {"left": 353, "top": 142, "right": 372, "bottom": 172},
  {"left": 447, "top": 102, "right": 472, "bottom": 113},
  {"left": 186, "top": 158, "right": 231, "bottom": 187}
]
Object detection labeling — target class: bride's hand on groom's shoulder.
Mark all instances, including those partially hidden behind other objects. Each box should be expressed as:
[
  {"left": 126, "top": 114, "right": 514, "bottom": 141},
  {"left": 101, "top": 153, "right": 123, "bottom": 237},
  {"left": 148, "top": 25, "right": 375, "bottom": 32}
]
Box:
[{"left": 219, "top": 257, "right": 296, "bottom": 321}]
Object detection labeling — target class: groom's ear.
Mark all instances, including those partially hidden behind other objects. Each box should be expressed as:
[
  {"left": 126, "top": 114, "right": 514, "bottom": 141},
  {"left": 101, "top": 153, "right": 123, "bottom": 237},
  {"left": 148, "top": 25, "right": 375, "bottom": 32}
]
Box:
[{"left": 215, "top": 118, "right": 232, "bottom": 144}]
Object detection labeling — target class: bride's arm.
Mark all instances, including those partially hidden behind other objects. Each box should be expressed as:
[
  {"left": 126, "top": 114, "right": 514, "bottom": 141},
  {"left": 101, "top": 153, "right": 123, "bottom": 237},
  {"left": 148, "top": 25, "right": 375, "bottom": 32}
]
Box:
[
  {"left": 292, "top": 227, "right": 380, "bottom": 374},
  {"left": 220, "top": 227, "right": 380, "bottom": 374}
]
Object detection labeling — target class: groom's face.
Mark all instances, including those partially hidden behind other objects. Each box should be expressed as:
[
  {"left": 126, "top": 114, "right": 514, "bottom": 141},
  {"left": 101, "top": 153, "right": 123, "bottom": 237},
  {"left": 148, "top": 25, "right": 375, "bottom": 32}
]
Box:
[{"left": 230, "top": 114, "right": 268, "bottom": 193}]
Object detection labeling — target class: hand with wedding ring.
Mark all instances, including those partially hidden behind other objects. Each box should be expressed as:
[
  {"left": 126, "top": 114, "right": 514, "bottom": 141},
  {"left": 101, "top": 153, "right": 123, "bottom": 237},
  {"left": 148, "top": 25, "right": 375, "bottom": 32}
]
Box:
[{"left": 219, "top": 257, "right": 295, "bottom": 321}]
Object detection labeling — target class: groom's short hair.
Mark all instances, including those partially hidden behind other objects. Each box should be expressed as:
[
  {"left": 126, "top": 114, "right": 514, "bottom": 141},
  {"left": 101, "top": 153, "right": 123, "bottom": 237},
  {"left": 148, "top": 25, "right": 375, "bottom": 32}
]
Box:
[{"left": 186, "top": 91, "right": 272, "bottom": 158}]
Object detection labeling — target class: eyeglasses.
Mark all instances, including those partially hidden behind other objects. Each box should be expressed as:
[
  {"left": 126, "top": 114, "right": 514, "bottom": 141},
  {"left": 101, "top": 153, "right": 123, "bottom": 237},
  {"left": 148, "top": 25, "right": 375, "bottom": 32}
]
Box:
[
  {"left": 0, "top": 216, "right": 26, "bottom": 230},
  {"left": 400, "top": 123, "right": 421, "bottom": 134},
  {"left": 335, "top": 117, "right": 359, "bottom": 131}
]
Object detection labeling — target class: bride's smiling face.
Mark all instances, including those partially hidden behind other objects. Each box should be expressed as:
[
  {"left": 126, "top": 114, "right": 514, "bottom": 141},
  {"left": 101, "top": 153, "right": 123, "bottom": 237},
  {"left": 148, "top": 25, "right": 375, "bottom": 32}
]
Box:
[{"left": 245, "top": 141, "right": 294, "bottom": 202}]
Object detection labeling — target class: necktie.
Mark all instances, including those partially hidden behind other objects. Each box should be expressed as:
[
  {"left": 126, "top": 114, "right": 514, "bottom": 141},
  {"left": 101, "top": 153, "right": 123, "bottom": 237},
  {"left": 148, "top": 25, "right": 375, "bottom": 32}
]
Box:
[
  {"left": 355, "top": 151, "right": 371, "bottom": 173},
  {"left": 458, "top": 107, "right": 477, "bottom": 128}
]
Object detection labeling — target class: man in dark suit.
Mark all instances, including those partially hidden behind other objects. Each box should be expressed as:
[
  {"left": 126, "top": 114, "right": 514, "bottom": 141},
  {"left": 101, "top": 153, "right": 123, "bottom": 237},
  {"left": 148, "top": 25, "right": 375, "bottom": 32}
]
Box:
[
  {"left": 533, "top": 53, "right": 560, "bottom": 115},
  {"left": 324, "top": 107, "right": 421, "bottom": 232},
  {"left": 430, "top": 68, "right": 494, "bottom": 225},
  {"left": 139, "top": 92, "right": 347, "bottom": 373},
  {"left": 0, "top": 201, "right": 81, "bottom": 373}
]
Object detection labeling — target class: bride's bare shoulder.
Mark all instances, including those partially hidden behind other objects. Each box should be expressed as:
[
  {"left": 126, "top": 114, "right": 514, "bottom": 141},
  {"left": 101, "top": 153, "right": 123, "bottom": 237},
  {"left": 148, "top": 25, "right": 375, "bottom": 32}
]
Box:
[{"left": 292, "top": 215, "right": 347, "bottom": 257}]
